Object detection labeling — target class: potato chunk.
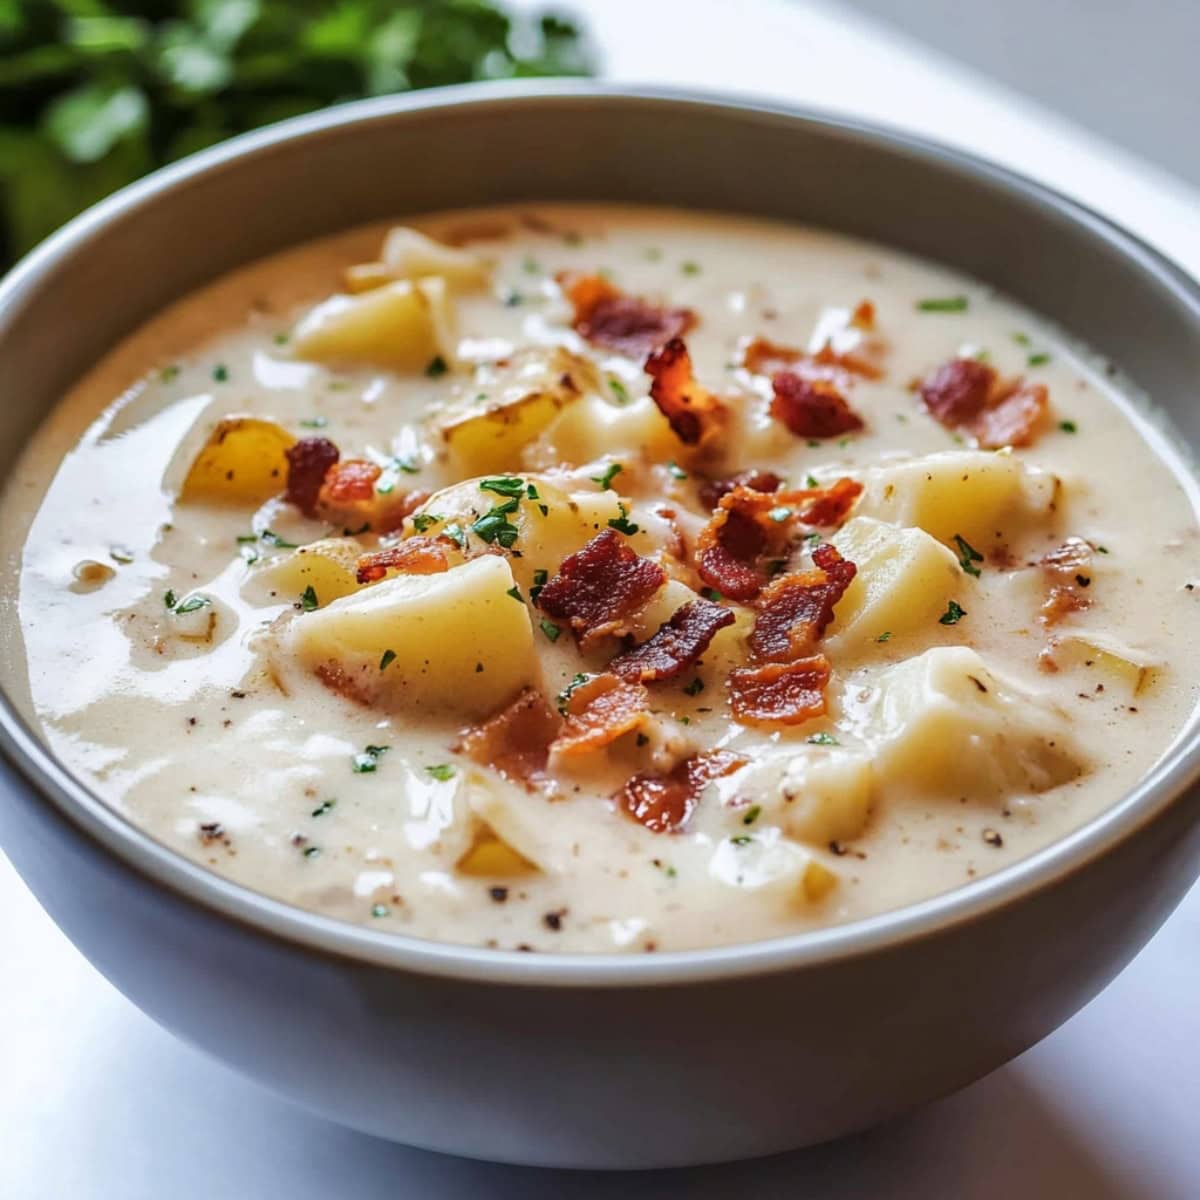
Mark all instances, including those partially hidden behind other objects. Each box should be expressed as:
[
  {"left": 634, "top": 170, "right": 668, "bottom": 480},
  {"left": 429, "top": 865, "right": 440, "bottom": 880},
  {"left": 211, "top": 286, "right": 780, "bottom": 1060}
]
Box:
[
  {"left": 854, "top": 646, "right": 1082, "bottom": 797},
  {"left": 828, "top": 516, "right": 962, "bottom": 652},
  {"left": 856, "top": 449, "right": 1057, "bottom": 547},
  {"left": 439, "top": 348, "right": 599, "bottom": 475},
  {"left": 708, "top": 828, "right": 839, "bottom": 905},
  {"left": 291, "top": 555, "right": 535, "bottom": 717},
  {"left": 1054, "top": 633, "right": 1158, "bottom": 695},
  {"left": 779, "top": 749, "right": 873, "bottom": 845},
  {"left": 290, "top": 278, "right": 453, "bottom": 371},
  {"left": 527, "top": 394, "right": 679, "bottom": 469},
  {"left": 257, "top": 537, "right": 364, "bottom": 604},
  {"left": 344, "top": 227, "right": 489, "bottom": 293},
  {"left": 180, "top": 416, "right": 295, "bottom": 505}
]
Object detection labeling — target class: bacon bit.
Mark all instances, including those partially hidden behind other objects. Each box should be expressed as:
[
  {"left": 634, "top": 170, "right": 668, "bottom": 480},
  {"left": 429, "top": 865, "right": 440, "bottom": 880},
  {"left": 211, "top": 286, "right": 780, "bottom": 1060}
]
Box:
[
  {"left": 285, "top": 436, "right": 340, "bottom": 516},
  {"left": 920, "top": 357, "right": 995, "bottom": 425},
  {"left": 770, "top": 372, "right": 865, "bottom": 439},
  {"left": 695, "top": 478, "right": 862, "bottom": 602},
  {"left": 456, "top": 688, "right": 562, "bottom": 785},
  {"left": 315, "top": 462, "right": 423, "bottom": 534},
  {"left": 550, "top": 674, "right": 649, "bottom": 757},
  {"left": 618, "top": 749, "right": 745, "bottom": 834},
  {"left": 742, "top": 336, "right": 882, "bottom": 382},
  {"left": 849, "top": 300, "right": 876, "bottom": 331},
  {"left": 645, "top": 337, "right": 728, "bottom": 449},
  {"left": 561, "top": 272, "right": 695, "bottom": 359},
  {"left": 1039, "top": 537, "right": 1093, "bottom": 626},
  {"left": 356, "top": 537, "right": 449, "bottom": 583},
  {"left": 749, "top": 544, "right": 857, "bottom": 662},
  {"left": 697, "top": 469, "right": 782, "bottom": 510},
  {"left": 320, "top": 459, "right": 380, "bottom": 504},
  {"left": 973, "top": 381, "right": 1049, "bottom": 449},
  {"left": 920, "top": 358, "right": 1050, "bottom": 449},
  {"left": 728, "top": 655, "right": 832, "bottom": 728},
  {"left": 609, "top": 598, "right": 735, "bottom": 684},
  {"left": 536, "top": 529, "right": 666, "bottom": 647}
]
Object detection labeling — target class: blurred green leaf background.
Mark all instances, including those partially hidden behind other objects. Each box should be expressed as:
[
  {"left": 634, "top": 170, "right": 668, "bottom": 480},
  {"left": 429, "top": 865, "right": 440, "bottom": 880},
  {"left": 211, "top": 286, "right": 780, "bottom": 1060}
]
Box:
[{"left": 0, "top": 0, "right": 591, "bottom": 267}]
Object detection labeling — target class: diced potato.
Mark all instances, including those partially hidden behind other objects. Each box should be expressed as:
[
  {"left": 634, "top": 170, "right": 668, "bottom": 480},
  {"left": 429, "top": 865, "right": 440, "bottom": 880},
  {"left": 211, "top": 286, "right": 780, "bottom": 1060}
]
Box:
[
  {"left": 526, "top": 395, "right": 679, "bottom": 470},
  {"left": 439, "top": 347, "right": 600, "bottom": 475},
  {"left": 258, "top": 537, "right": 364, "bottom": 604},
  {"left": 708, "top": 828, "right": 839, "bottom": 906},
  {"left": 457, "top": 830, "right": 537, "bottom": 877},
  {"left": 180, "top": 416, "right": 295, "bottom": 506},
  {"left": 853, "top": 646, "right": 1082, "bottom": 797},
  {"left": 828, "top": 516, "right": 962, "bottom": 652},
  {"left": 343, "top": 227, "right": 490, "bottom": 293},
  {"left": 467, "top": 777, "right": 560, "bottom": 873},
  {"left": 779, "top": 748, "right": 873, "bottom": 845},
  {"left": 290, "top": 555, "right": 535, "bottom": 717},
  {"left": 290, "top": 278, "right": 453, "bottom": 371},
  {"left": 1054, "top": 634, "right": 1158, "bottom": 695},
  {"left": 855, "top": 449, "right": 1057, "bottom": 548}
]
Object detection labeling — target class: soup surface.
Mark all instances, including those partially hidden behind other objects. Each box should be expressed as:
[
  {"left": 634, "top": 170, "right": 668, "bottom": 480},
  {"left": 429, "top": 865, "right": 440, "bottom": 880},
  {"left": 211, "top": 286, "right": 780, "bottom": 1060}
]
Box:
[{"left": 4, "top": 205, "right": 1198, "bottom": 953}]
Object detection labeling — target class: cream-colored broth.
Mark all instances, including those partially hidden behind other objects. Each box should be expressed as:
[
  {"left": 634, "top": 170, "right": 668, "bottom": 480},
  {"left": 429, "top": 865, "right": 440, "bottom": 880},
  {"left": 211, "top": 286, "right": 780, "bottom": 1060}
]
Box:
[{"left": 4, "top": 204, "right": 1198, "bottom": 953}]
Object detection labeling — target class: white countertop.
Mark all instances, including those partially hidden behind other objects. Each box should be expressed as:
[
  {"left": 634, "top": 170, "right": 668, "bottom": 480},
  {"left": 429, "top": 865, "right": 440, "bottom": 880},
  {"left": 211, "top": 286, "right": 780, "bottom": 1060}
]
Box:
[{"left": 3, "top": 2, "right": 1199, "bottom": 1195}]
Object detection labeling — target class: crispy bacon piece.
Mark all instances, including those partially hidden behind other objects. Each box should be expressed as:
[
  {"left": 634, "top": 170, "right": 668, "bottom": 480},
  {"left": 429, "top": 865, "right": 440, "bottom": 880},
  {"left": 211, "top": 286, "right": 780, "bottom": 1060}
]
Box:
[
  {"left": 314, "top": 462, "right": 424, "bottom": 534},
  {"left": 320, "top": 459, "right": 380, "bottom": 503},
  {"left": 456, "top": 688, "right": 562, "bottom": 785},
  {"left": 536, "top": 529, "right": 666, "bottom": 647},
  {"left": 314, "top": 662, "right": 369, "bottom": 706},
  {"left": 1039, "top": 537, "right": 1093, "bottom": 626},
  {"left": 356, "top": 537, "right": 449, "bottom": 583},
  {"left": 920, "top": 357, "right": 995, "bottom": 426},
  {"left": 697, "top": 469, "right": 782, "bottom": 510},
  {"left": 645, "top": 337, "right": 728, "bottom": 449},
  {"left": 728, "top": 655, "right": 832, "bottom": 728},
  {"left": 618, "top": 749, "right": 745, "bottom": 834},
  {"left": 973, "top": 382, "right": 1049, "bottom": 449},
  {"left": 609, "top": 598, "right": 735, "bottom": 684},
  {"left": 550, "top": 674, "right": 649, "bottom": 757},
  {"left": 749, "top": 544, "right": 857, "bottom": 662},
  {"left": 849, "top": 300, "right": 876, "bottom": 331},
  {"left": 742, "top": 335, "right": 882, "bottom": 382},
  {"left": 920, "top": 359, "right": 1050, "bottom": 449},
  {"left": 695, "top": 478, "right": 862, "bottom": 602},
  {"left": 561, "top": 272, "right": 695, "bottom": 358},
  {"left": 770, "top": 371, "right": 865, "bottom": 439},
  {"left": 285, "top": 436, "right": 340, "bottom": 516}
]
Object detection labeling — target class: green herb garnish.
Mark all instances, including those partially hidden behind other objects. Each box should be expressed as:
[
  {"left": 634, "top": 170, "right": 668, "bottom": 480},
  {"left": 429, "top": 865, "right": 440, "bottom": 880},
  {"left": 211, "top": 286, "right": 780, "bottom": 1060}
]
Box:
[
  {"left": 173, "top": 594, "right": 210, "bottom": 615},
  {"left": 1059, "top": 420, "right": 1078, "bottom": 434},
  {"left": 424, "top": 355, "right": 448, "bottom": 378},
  {"left": 666, "top": 460, "right": 688, "bottom": 480},
  {"left": 683, "top": 678, "right": 704, "bottom": 696},
  {"left": 917, "top": 295, "right": 969, "bottom": 313},
  {"left": 371, "top": 903, "right": 390, "bottom": 918},
  {"left": 702, "top": 588, "right": 722, "bottom": 602},
  {"left": 412, "top": 513, "right": 443, "bottom": 534},
  {"left": 212, "top": 363, "right": 229, "bottom": 382},
  {"left": 299, "top": 416, "right": 328, "bottom": 428},
  {"left": 742, "top": 805, "right": 762, "bottom": 826},
  {"left": 506, "top": 585, "right": 524, "bottom": 603},
  {"left": 876, "top": 631, "right": 892, "bottom": 643},
  {"left": 480, "top": 475, "right": 525, "bottom": 498},
  {"left": 681, "top": 260, "right": 701, "bottom": 275},
  {"left": 608, "top": 503, "right": 639, "bottom": 536},
  {"left": 109, "top": 545, "right": 134, "bottom": 564},
  {"left": 471, "top": 498, "right": 520, "bottom": 548},
  {"left": 426, "top": 764, "right": 456, "bottom": 782},
  {"left": 592, "top": 462, "right": 623, "bottom": 490},
  {"left": 540, "top": 618, "right": 561, "bottom": 643},
  {"left": 530, "top": 568, "right": 549, "bottom": 605},
  {"left": 352, "top": 745, "right": 389, "bottom": 774},
  {"left": 939, "top": 600, "right": 967, "bottom": 625},
  {"left": 807, "top": 732, "right": 839, "bottom": 746},
  {"left": 379, "top": 649, "right": 396, "bottom": 671},
  {"left": 311, "top": 799, "right": 336, "bottom": 817},
  {"left": 731, "top": 835, "right": 753, "bottom": 847},
  {"left": 259, "top": 530, "right": 297, "bottom": 549},
  {"left": 443, "top": 523, "right": 467, "bottom": 550},
  {"left": 300, "top": 585, "right": 318, "bottom": 612},
  {"left": 953, "top": 533, "right": 984, "bottom": 578},
  {"left": 608, "top": 378, "right": 630, "bottom": 404},
  {"left": 1027, "top": 352, "right": 1051, "bottom": 367},
  {"left": 556, "top": 672, "right": 589, "bottom": 714}
]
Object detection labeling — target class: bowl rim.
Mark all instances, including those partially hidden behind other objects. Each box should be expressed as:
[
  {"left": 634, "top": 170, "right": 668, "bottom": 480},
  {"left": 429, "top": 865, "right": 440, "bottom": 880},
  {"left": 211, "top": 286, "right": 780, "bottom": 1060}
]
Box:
[{"left": 3, "top": 79, "right": 1200, "bottom": 988}]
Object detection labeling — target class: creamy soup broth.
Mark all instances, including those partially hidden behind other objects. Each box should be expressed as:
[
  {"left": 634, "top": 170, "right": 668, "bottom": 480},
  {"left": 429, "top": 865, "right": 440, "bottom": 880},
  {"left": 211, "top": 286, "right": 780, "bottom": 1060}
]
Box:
[{"left": 3, "top": 205, "right": 1197, "bottom": 953}]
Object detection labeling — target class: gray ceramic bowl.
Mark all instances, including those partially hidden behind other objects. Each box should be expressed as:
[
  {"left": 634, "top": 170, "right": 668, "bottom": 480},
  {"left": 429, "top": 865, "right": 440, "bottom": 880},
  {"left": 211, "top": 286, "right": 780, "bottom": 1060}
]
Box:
[{"left": 2, "top": 83, "right": 1199, "bottom": 1170}]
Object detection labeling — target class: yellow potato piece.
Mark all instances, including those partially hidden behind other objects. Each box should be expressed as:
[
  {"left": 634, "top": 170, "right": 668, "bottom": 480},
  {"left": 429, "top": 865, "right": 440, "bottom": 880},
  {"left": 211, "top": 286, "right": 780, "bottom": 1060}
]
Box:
[
  {"left": 780, "top": 749, "right": 873, "bottom": 845},
  {"left": 180, "top": 416, "right": 296, "bottom": 506},
  {"left": 291, "top": 555, "right": 535, "bottom": 717},
  {"left": 457, "top": 831, "right": 537, "bottom": 877},
  {"left": 708, "top": 828, "right": 840, "bottom": 908},
  {"left": 1056, "top": 634, "right": 1158, "bottom": 695},
  {"left": 529, "top": 394, "right": 679, "bottom": 470},
  {"left": 829, "top": 516, "right": 962, "bottom": 653},
  {"left": 440, "top": 347, "right": 599, "bottom": 476},
  {"left": 343, "top": 228, "right": 489, "bottom": 293},
  {"left": 259, "top": 538, "right": 364, "bottom": 604},
  {"left": 290, "top": 278, "right": 453, "bottom": 371}
]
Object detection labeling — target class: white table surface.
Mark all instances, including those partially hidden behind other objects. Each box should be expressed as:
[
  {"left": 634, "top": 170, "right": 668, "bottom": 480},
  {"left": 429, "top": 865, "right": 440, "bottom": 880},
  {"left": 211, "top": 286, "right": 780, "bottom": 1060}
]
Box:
[{"left": 3, "top": 2, "right": 1199, "bottom": 1195}]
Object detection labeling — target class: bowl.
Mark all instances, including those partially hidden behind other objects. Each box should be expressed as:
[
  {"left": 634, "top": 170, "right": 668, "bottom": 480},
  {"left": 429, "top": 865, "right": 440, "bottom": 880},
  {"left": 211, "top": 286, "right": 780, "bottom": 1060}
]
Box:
[{"left": 2, "top": 83, "right": 1199, "bottom": 1170}]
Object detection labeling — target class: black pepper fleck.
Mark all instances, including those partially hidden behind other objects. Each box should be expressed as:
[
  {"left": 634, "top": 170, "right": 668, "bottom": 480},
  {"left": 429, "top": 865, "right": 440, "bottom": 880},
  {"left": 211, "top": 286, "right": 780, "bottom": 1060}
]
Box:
[
  {"left": 982, "top": 828, "right": 1004, "bottom": 848},
  {"left": 489, "top": 886, "right": 509, "bottom": 903}
]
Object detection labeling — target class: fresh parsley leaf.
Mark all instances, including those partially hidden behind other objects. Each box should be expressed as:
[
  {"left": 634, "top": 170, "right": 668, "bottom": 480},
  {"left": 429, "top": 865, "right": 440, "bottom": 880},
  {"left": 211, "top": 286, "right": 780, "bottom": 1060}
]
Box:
[
  {"left": 807, "top": 732, "right": 839, "bottom": 746},
  {"left": 412, "top": 513, "right": 443, "bottom": 534},
  {"left": 702, "top": 587, "right": 723, "bottom": 602},
  {"left": 1059, "top": 420, "right": 1078, "bottom": 434},
  {"left": 681, "top": 260, "right": 701, "bottom": 275},
  {"left": 953, "top": 533, "right": 984, "bottom": 577},
  {"left": 480, "top": 475, "right": 525, "bottom": 498},
  {"left": 556, "top": 672, "right": 590, "bottom": 713},
  {"left": 426, "top": 764, "right": 456, "bottom": 782},
  {"left": 540, "top": 618, "right": 561, "bottom": 643},
  {"left": 1027, "top": 352, "right": 1052, "bottom": 367},
  {"left": 917, "top": 296, "right": 968, "bottom": 313},
  {"left": 939, "top": 600, "right": 967, "bottom": 625},
  {"left": 352, "top": 745, "right": 389, "bottom": 774},
  {"left": 379, "top": 649, "right": 396, "bottom": 671},
  {"left": 471, "top": 498, "right": 520, "bottom": 548},
  {"left": 506, "top": 585, "right": 524, "bottom": 603},
  {"left": 666, "top": 459, "right": 688, "bottom": 480},
  {"left": 608, "top": 378, "right": 630, "bottom": 404},
  {"left": 1012, "top": 332, "right": 1032, "bottom": 346},
  {"left": 742, "top": 805, "right": 761, "bottom": 826},
  {"left": 310, "top": 799, "right": 336, "bottom": 818},
  {"left": 530, "top": 568, "right": 549, "bottom": 605},
  {"left": 299, "top": 416, "right": 327, "bottom": 428},
  {"left": 173, "top": 594, "right": 210, "bottom": 615},
  {"left": 875, "top": 631, "right": 892, "bottom": 643},
  {"left": 608, "top": 503, "right": 639, "bottom": 536},
  {"left": 591, "top": 462, "right": 623, "bottom": 490},
  {"left": 731, "top": 835, "right": 753, "bottom": 847},
  {"left": 424, "top": 355, "right": 448, "bottom": 378},
  {"left": 300, "top": 585, "right": 319, "bottom": 612},
  {"left": 259, "top": 530, "right": 297, "bottom": 549},
  {"left": 212, "top": 363, "right": 229, "bottom": 381},
  {"left": 683, "top": 677, "right": 704, "bottom": 696}
]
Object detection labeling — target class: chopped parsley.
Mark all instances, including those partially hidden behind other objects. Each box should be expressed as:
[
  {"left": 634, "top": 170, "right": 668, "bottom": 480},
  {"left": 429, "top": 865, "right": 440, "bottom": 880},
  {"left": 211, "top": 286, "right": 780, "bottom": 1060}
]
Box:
[
  {"left": 666, "top": 459, "right": 688, "bottom": 480},
  {"left": 540, "top": 618, "right": 561, "bottom": 643},
  {"left": 412, "top": 512, "right": 443, "bottom": 534},
  {"left": 371, "top": 903, "right": 390, "bottom": 918},
  {"left": 500, "top": 287, "right": 523, "bottom": 307},
  {"left": 302, "top": 845, "right": 321, "bottom": 859},
  {"left": 939, "top": 600, "right": 967, "bottom": 625},
  {"left": 109, "top": 545, "right": 134, "bottom": 565},
  {"left": 608, "top": 378, "right": 631, "bottom": 405},
  {"left": 480, "top": 475, "right": 525, "bottom": 498},
  {"left": 730, "top": 835, "right": 753, "bottom": 847},
  {"left": 807, "top": 732, "right": 839, "bottom": 746},
  {"left": 805, "top": 474, "right": 819, "bottom": 488},
  {"left": 424, "top": 355, "right": 448, "bottom": 378},
  {"left": 299, "top": 416, "right": 328, "bottom": 429},
  {"left": 876, "top": 631, "right": 892, "bottom": 643},
  {"left": 644, "top": 247, "right": 663, "bottom": 261},
  {"left": 767, "top": 506, "right": 791, "bottom": 523},
  {"left": 1059, "top": 420, "right": 1078, "bottom": 434},
  {"left": 1027, "top": 352, "right": 1052, "bottom": 367},
  {"left": 352, "top": 745, "right": 389, "bottom": 773},
  {"left": 159, "top": 364, "right": 180, "bottom": 383},
  {"left": 164, "top": 589, "right": 209, "bottom": 615},
  {"left": 259, "top": 529, "right": 297, "bottom": 549},
  {"left": 608, "top": 504, "right": 639, "bottom": 536},
  {"left": 443, "top": 523, "right": 467, "bottom": 550},
  {"left": 526, "top": 483, "right": 540, "bottom": 500},
  {"left": 592, "top": 462, "right": 623, "bottom": 490},
  {"left": 506, "top": 585, "right": 524, "bottom": 603},
  {"left": 310, "top": 799, "right": 336, "bottom": 817},
  {"left": 556, "top": 672, "right": 590, "bottom": 714},
  {"left": 530, "top": 568, "right": 549, "bottom": 605},
  {"left": 274, "top": 332, "right": 291, "bottom": 346},
  {"left": 300, "top": 585, "right": 319, "bottom": 612},
  {"left": 1012, "top": 332, "right": 1032, "bottom": 346},
  {"left": 426, "top": 764, "right": 456, "bottom": 782},
  {"left": 953, "top": 533, "right": 984, "bottom": 578},
  {"left": 683, "top": 677, "right": 705, "bottom": 696},
  {"left": 702, "top": 587, "right": 723, "bottom": 602},
  {"left": 379, "top": 649, "right": 396, "bottom": 671},
  {"left": 742, "top": 805, "right": 762, "bottom": 826},
  {"left": 916, "top": 295, "right": 968, "bottom": 313},
  {"left": 521, "top": 256, "right": 540, "bottom": 275},
  {"left": 681, "top": 260, "right": 701, "bottom": 275},
  {"left": 471, "top": 498, "right": 521, "bottom": 548},
  {"left": 212, "top": 363, "right": 229, "bottom": 381}
]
